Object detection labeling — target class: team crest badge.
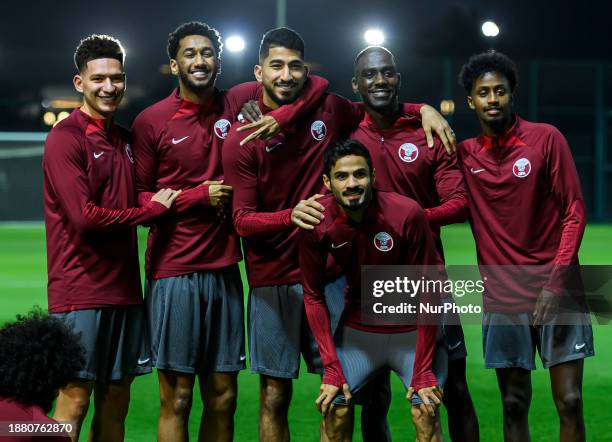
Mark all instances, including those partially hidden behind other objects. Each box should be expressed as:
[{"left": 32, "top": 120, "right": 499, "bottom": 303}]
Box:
[
  {"left": 398, "top": 143, "right": 419, "bottom": 163},
  {"left": 513, "top": 158, "right": 531, "bottom": 178},
  {"left": 311, "top": 120, "right": 327, "bottom": 141},
  {"left": 214, "top": 119, "right": 231, "bottom": 139},
  {"left": 125, "top": 144, "right": 134, "bottom": 164},
  {"left": 374, "top": 232, "right": 394, "bottom": 252}
]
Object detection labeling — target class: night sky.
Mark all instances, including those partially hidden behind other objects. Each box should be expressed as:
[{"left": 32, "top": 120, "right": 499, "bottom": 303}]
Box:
[{"left": 1, "top": 0, "right": 611, "bottom": 130}]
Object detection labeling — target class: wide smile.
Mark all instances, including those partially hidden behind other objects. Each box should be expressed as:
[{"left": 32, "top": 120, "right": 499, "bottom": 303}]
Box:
[
  {"left": 370, "top": 89, "right": 392, "bottom": 99},
  {"left": 97, "top": 95, "right": 118, "bottom": 105},
  {"left": 275, "top": 83, "right": 296, "bottom": 93},
  {"left": 190, "top": 69, "right": 210, "bottom": 80}
]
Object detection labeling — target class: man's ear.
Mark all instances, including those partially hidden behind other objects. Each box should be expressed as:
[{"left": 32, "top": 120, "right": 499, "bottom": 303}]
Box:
[
  {"left": 169, "top": 59, "right": 179, "bottom": 76},
  {"left": 467, "top": 96, "right": 475, "bottom": 109},
  {"left": 73, "top": 74, "right": 84, "bottom": 94},
  {"left": 351, "top": 77, "right": 359, "bottom": 94},
  {"left": 323, "top": 174, "right": 331, "bottom": 192},
  {"left": 254, "top": 64, "right": 263, "bottom": 83}
]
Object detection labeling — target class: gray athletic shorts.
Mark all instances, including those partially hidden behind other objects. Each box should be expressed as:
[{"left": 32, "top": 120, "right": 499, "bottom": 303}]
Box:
[
  {"left": 441, "top": 297, "right": 468, "bottom": 361},
  {"left": 52, "top": 305, "right": 151, "bottom": 382},
  {"left": 482, "top": 312, "right": 594, "bottom": 370},
  {"left": 248, "top": 276, "right": 346, "bottom": 379},
  {"left": 145, "top": 265, "right": 245, "bottom": 374},
  {"left": 333, "top": 326, "right": 448, "bottom": 406}
]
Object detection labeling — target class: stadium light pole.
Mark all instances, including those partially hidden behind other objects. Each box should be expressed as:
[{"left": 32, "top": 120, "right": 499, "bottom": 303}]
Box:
[{"left": 277, "top": 0, "right": 287, "bottom": 27}]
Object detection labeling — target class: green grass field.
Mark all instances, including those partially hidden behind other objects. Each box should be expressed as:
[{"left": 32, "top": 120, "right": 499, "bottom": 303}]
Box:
[{"left": 1, "top": 223, "right": 610, "bottom": 441}]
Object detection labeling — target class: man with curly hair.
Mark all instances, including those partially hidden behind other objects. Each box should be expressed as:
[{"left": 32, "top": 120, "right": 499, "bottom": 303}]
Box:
[
  {"left": 0, "top": 309, "right": 84, "bottom": 441},
  {"left": 457, "top": 51, "right": 593, "bottom": 442},
  {"left": 131, "top": 22, "right": 328, "bottom": 442},
  {"left": 43, "top": 34, "right": 179, "bottom": 441}
]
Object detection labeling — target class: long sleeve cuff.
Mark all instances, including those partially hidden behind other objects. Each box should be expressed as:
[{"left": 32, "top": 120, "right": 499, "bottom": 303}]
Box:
[
  {"left": 323, "top": 360, "right": 347, "bottom": 388},
  {"left": 410, "top": 370, "right": 438, "bottom": 391},
  {"left": 402, "top": 103, "right": 425, "bottom": 117},
  {"left": 424, "top": 196, "right": 468, "bottom": 227},
  {"left": 233, "top": 208, "right": 292, "bottom": 237},
  {"left": 174, "top": 184, "right": 210, "bottom": 212}
]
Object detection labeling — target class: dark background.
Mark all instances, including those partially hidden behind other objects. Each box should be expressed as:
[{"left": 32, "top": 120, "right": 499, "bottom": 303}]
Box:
[
  {"left": 1, "top": 0, "right": 611, "bottom": 220},
  {"left": 2, "top": 0, "right": 610, "bottom": 130}
]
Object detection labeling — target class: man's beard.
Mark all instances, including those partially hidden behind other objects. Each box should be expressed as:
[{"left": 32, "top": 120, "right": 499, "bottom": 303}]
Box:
[
  {"left": 263, "top": 81, "right": 302, "bottom": 106},
  {"left": 336, "top": 186, "right": 372, "bottom": 211},
  {"left": 178, "top": 68, "right": 217, "bottom": 96}
]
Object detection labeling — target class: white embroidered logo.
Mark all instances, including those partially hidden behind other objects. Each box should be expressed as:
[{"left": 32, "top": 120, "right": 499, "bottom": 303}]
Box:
[
  {"left": 398, "top": 143, "right": 419, "bottom": 163},
  {"left": 512, "top": 158, "right": 531, "bottom": 178}
]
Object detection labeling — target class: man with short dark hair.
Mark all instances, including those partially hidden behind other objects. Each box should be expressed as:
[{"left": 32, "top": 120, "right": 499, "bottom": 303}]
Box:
[
  {"left": 457, "top": 50, "right": 593, "bottom": 442},
  {"left": 43, "top": 34, "right": 179, "bottom": 441},
  {"left": 223, "top": 27, "right": 452, "bottom": 441},
  {"left": 350, "top": 45, "right": 479, "bottom": 441},
  {"left": 299, "top": 139, "right": 445, "bottom": 442},
  {"left": 131, "top": 22, "right": 327, "bottom": 442}
]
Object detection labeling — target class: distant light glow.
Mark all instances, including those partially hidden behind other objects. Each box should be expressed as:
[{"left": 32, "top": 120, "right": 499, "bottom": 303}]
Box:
[
  {"left": 50, "top": 99, "right": 80, "bottom": 109},
  {"left": 440, "top": 99, "right": 455, "bottom": 116},
  {"left": 226, "top": 36, "right": 245, "bottom": 52},
  {"left": 364, "top": 29, "right": 385, "bottom": 45},
  {"left": 43, "top": 112, "right": 56, "bottom": 126},
  {"left": 57, "top": 111, "right": 70, "bottom": 124},
  {"left": 481, "top": 21, "right": 500, "bottom": 37}
]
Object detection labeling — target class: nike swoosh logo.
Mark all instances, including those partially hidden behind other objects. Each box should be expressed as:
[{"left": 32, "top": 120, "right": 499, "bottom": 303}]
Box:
[
  {"left": 240, "top": 355, "right": 247, "bottom": 361},
  {"left": 331, "top": 241, "right": 348, "bottom": 249},
  {"left": 265, "top": 143, "right": 282, "bottom": 153},
  {"left": 172, "top": 136, "right": 190, "bottom": 144},
  {"left": 137, "top": 357, "right": 151, "bottom": 365},
  {"left": 448, "top": 341, "right": 463, "bottom": 350},
  {"left": 575, "top": 343, "right": 586, "bottom": 351},
  {"left": 470, "top": 168, "right": 485, "bottom": 174},
  {"left": 93, "top": 152, "right": 104, "bottom": 159}
]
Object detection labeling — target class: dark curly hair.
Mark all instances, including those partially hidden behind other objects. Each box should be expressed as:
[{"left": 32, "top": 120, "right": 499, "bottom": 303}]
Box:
[
  {"left": 324, "top": 139, "right": 373, "bottom": 178},
  {"left": 74, "top": 34, "right": 125, "bottom": 73},
  {"left": 167, "top": 21, "right": 223, "bottom": 59},
  {"left": 0, "top": 309, "right": 84, "bottom": 413},
  {"left": 458, "top": 50, "right": 519, "bottom": 94}
]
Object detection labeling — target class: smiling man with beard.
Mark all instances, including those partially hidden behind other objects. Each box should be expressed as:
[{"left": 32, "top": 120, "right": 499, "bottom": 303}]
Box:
[
  {"left": 299, "top": 139, "right": 446, "bottom": 442},
  {"left": 222, "top": 27, "right": 457, "bottom": 441},
  {"left": 349, "top": 46, "right": 479, "bottom": 442},
  {"left": 130, "top": 22, "right": 328, "bottom": 442}
]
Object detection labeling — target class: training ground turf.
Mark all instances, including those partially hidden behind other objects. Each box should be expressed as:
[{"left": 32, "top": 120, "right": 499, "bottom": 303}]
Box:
[{"left": 0, "top": 224, "right": 610, "bottom": 441}]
